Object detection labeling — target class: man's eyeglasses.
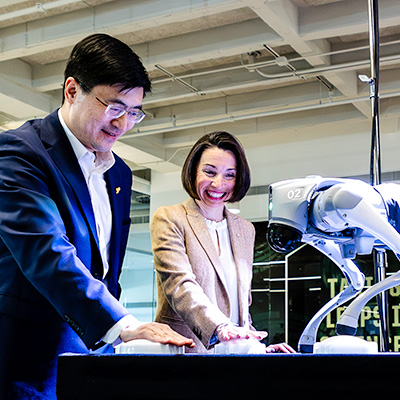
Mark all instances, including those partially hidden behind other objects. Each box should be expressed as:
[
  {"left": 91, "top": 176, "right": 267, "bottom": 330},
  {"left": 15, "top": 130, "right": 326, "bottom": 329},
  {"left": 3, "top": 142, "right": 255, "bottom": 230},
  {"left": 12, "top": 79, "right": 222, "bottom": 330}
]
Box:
[{"left": 78, "top": 81, "right": 146, "bottom": 124}]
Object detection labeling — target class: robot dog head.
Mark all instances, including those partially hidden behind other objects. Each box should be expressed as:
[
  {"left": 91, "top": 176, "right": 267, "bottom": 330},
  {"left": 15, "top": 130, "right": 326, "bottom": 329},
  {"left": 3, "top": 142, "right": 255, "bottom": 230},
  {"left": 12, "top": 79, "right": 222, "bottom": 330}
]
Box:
[
  {"left": 267, "top": 223, "right": 303, "bottom": 253},
  {"left": 266, "top": 176, "right": 341, "bottom": 253}
]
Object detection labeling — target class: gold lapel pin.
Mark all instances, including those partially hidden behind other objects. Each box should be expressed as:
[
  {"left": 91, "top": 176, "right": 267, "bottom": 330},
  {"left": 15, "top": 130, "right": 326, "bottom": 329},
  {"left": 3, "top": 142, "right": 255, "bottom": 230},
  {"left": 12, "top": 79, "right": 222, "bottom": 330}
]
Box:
[{"left": 115, "top": 187, "right": 121, "bottom": 194}]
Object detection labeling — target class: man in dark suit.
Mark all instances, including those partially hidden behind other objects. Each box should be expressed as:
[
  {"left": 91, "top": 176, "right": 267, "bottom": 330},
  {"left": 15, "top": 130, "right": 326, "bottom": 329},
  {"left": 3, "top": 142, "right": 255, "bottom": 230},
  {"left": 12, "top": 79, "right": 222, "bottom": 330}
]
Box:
[{"left": 0, "top": 33, "right": 193, "bottom": 400}]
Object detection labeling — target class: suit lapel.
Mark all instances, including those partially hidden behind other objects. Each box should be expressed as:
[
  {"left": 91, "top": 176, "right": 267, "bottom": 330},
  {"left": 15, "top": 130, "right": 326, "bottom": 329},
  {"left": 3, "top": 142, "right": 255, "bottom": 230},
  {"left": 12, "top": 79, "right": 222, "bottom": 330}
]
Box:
[
  {"left": 104, "top": 166, "right": 122, "bottom": 272},
  {"left": 42, "top": 111, "right": 99, "bottom": 247}
]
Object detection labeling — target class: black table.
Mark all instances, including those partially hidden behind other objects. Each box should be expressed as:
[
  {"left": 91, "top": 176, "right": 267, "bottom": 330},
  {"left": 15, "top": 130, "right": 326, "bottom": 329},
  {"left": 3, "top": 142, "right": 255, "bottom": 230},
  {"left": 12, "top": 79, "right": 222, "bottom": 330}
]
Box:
[{"left": 57, "top": 353, "right": 399, "bottom": 399}]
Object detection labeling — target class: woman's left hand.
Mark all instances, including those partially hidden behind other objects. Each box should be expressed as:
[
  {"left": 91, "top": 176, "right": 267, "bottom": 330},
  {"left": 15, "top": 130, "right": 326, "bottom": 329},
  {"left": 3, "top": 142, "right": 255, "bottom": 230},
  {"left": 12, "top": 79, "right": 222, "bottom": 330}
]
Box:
[{"left": 265, "top": 342, "right": 297, "bottom": 353}]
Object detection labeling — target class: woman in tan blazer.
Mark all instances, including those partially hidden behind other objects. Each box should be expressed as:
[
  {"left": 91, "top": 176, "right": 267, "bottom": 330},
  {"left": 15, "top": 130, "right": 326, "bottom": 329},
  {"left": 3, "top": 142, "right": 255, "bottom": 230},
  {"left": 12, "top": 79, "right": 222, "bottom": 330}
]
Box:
[{"left": 151, "top": 131, "right": 295, "bottom": 353}]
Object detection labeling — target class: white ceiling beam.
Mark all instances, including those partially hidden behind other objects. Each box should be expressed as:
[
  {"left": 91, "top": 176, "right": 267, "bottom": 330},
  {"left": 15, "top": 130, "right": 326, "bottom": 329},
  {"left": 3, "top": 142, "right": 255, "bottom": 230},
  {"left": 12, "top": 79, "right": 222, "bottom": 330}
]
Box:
[
  {"left": 1, "top": 0, "right": 28, "bottom": 7},
  {"left": 32, "top": 60, "right": 65, "bottom": 92},
  {"left": 123, "top": 89, "right": 400, "bottom": 148},
  {"left": 121, "top": 80, "right": 368, "bottom": 139},
  {"left": 120, "top": 102, "right": 370, "bottom": 173},
  {"left": 112, "top": 139, "right": 181, "bottom": 173},
  {"left": 135, "top": 19, "right": 279, "bottom": 69},
  {"left": 29, "top": 19, "right": 281, "bottom": 92},
  {"left": 112, "top": 141, "right": 162, "bottom": 165},
  {"left": 0, "top": 0, "right": 243, "bottom": 62},
  {"left": 119, "top": 79, "right": 357, "bottom": 170},
  {"left": 158, "top": 103, "right": 367, "bottom": 150},
  {"left": 144, "top": 50, "right": 400, "bottom": 107},
  {"left": 0, "top": 59, "right": 34, "bottom": 88},
  {"left": 247, "top": 0, "right": 330, "bottom": 66},
  {"left": 323, "top": 70, "right": 371, "bottom": 118},
  {"left": 299, "top": 0, "right": 400, "bottom": 40},
  {"left": 0, "top": 74, "right": 56, "bottom": 120},
  {"left": 0, "top": 0, "right": 90, "bottom": 24}
]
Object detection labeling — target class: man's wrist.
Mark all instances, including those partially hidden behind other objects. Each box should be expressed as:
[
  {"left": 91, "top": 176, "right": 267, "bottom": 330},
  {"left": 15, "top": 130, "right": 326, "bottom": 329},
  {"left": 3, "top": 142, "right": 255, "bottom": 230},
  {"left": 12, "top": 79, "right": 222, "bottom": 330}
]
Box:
[{"left": 102, "top": 314, "right": 142, "bottom": 346}]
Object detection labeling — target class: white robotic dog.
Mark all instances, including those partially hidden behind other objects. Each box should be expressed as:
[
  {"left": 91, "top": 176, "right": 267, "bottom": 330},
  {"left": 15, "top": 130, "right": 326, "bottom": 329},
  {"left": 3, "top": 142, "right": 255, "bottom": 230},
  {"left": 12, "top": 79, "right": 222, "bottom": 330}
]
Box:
[{"left": 267, "top": 175, "right": 400, "bottom": 353}]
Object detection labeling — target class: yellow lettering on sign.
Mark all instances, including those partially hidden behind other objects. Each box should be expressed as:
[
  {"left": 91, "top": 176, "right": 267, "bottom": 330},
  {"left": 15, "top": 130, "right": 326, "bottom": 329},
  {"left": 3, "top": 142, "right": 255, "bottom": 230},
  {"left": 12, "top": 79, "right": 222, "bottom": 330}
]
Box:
[
  {"left": 364, "top": 276, "right": 374, "bottom": 288},
  {"left": 326, "top": 312, "right": 334, "bottom": 328},
  {"left": 372, "top": 306, "right": 380, "bottom": 327},
  {"left": 392, "top": 305, "right": 400, "bottom": 327},
  {"left": 327, "top": 278, "right": 338, "bottom": 298},
  {"left": 390, "top": 286, "right": 400, "bottom": 297},
  {"left": 394, "top": 336, "right": 400, "bottom": 352},
  {"left": 360, "top": 306, "right": 371, "bottom": 328},
  {"left": 339, "top": 278, "right": 348, "bottom": 292}
]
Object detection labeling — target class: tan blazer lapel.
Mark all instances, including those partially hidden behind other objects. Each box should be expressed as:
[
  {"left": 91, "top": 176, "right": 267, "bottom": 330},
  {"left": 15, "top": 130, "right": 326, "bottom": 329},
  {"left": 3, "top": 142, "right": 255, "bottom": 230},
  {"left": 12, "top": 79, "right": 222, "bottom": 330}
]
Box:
[{"left": 183, "top": 199, "right": 230, "bottom": 298}]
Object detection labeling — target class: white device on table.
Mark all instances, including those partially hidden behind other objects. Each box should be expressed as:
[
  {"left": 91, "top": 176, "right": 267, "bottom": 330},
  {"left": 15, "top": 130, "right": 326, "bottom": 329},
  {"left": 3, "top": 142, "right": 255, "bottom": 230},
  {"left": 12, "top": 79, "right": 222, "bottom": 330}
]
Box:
[{"left": 115, "top": 339, "right": 184, "bottom": 354}]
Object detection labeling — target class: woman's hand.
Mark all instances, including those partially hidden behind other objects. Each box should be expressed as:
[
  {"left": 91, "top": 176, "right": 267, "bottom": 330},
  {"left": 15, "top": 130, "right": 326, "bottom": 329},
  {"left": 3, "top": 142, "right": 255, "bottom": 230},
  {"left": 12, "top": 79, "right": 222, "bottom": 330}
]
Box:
[
  {"left": 216, "top": 323, "right": 268, "bottom": 342},
  {"left": 265, "top": 342, "right": 296, "bottom": 353}
]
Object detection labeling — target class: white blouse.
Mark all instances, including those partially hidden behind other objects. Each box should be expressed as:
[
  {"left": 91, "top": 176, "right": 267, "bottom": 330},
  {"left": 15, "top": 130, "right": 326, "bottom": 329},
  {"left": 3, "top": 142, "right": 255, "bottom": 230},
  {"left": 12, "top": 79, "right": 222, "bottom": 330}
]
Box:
[{"left": 205, "top": 218, "right": 240, "bottom": 325}]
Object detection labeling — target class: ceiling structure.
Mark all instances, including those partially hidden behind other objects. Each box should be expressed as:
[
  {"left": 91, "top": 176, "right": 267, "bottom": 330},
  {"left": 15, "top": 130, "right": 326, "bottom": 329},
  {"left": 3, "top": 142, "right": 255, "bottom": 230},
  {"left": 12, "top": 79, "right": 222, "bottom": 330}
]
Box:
[{"left": 1, "top": 0, "right": 400, "bottom": 182}]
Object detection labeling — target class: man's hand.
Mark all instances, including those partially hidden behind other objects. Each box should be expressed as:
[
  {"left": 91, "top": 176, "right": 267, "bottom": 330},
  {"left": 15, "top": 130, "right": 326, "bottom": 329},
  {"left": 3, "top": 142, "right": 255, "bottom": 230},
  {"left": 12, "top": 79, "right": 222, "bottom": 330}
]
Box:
[{"left": 120, "top": 322, "right": 195, "bottom": 348}]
